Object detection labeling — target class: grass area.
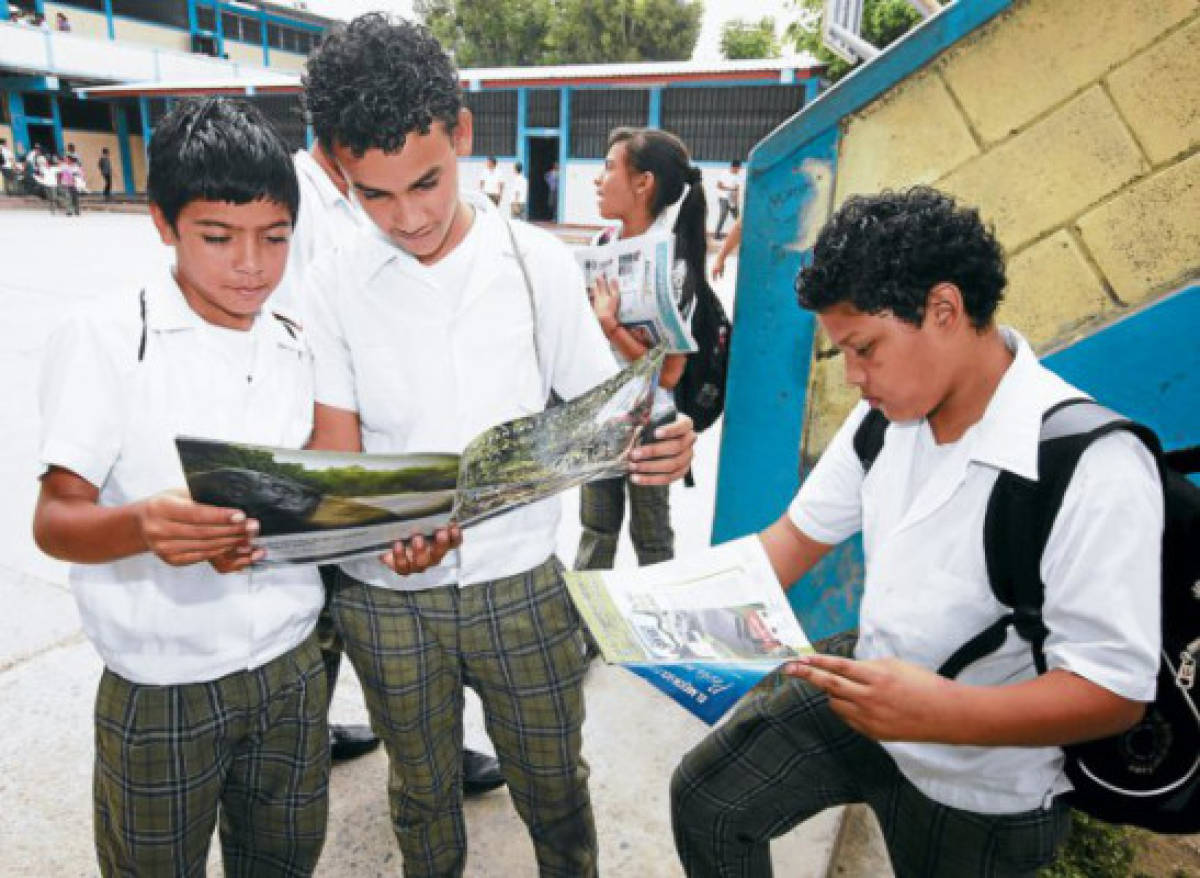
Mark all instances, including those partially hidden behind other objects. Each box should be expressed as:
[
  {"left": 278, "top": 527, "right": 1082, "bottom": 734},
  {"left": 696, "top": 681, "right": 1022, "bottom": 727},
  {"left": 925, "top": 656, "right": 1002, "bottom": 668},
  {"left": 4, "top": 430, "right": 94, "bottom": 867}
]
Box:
[{"left": 1040, "top": 813, "right": 1200, "bottom": 878}]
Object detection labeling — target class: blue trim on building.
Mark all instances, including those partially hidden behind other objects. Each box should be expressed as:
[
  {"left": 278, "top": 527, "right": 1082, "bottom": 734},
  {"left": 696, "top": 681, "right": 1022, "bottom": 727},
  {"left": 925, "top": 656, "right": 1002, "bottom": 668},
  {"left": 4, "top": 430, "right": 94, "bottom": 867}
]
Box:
[
  {"left": 557, "top": 87, "right": 569, "bottom": 222},
  {"left": 516, "top": 86, "right": 528, "bottom": 174},
  {"left": 648, "top": 86, "right": 662, "bottom": 128},
  {"left": 260, "top": 6, "right": 269, "bottom": 66},
  {"left": 137, "top": 95, "right": 151, "bottom": 164},
  {"left": 113, "top": 102, "right": 135, "bottom": 195},
  {"left": 49, "top": 93, "right": 63, "bottom": 153},
  {"left": 6, "top": 92, "right": 28, "bottom": 151},
  {"left": 103, "top": 0, "right": 114, "bottom": 39},
  {"left": 0, "top": 4, "right": 8, "bottom": 20}
]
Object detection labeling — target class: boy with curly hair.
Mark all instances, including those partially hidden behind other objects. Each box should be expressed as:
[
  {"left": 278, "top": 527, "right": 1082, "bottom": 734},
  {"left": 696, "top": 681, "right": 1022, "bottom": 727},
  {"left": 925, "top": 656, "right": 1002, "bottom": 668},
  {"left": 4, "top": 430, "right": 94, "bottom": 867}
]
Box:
[
  {"left": 670, "top": 187, "right": 1162, "bottom": 877},
  {"left": 300, "top": 14, "right": 695, "bottom": 877}
]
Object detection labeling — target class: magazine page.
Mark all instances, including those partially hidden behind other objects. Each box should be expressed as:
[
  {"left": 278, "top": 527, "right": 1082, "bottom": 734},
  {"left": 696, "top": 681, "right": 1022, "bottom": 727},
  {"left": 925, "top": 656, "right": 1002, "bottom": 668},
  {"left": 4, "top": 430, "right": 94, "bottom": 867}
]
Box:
[
  {"left": 575, "top": 231, "right": 697, "bottom": 354},
  {"left": 453, "top": 346, "right": 665, "bottom": 525},
  {"left": 563, "top": 536, "right": 813, "bottom": 724},
  {"left": 176, "top": 349, "right": 665, "bottom": 565},
  {"left": 177, "top": 439, "right": 459, "bottom": 566}
]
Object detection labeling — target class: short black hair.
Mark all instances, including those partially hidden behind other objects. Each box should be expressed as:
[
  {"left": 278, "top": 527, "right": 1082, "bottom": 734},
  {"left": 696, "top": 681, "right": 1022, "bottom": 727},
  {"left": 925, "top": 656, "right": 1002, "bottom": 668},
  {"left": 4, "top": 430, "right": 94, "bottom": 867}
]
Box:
[
  {"left": 731, "top": 159, "right": 741, "bottom": 169},
  {"left": 303, "top": 13, "right": 461, "bottom": 156},
  {"left": 796, "top": 187, "right": 1006, "bottom": 329},
  {"left": 147, "top": 97, "right": 298, "bottom": 230}
]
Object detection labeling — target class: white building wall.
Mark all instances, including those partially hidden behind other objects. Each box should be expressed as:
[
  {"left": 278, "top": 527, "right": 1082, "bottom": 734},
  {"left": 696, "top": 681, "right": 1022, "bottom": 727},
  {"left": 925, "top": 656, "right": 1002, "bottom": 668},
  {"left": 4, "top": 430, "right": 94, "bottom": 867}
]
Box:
[
  {"left": 224, "top": 40, "right": 264, "bottom": 67},
  {"left": 112, "top": 18, "right": 191, "bottom": 53},
  {"left": 43, "top": 3, "right": 108, "bottom": 39}
]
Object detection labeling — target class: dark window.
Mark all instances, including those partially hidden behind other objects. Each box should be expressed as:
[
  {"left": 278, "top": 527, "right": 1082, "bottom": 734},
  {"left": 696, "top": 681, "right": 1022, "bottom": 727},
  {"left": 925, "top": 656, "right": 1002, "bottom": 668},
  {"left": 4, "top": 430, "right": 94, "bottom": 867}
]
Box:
[
  {"left": 569, "top": 89, "right": 649, "bottom": 159},
  {"left": 527, "top": 89, "right": 560, "bottom": 128},
  {"left": 280, "top": 27, "right": 297, "bottom": 52},
  {"left": 59, "top": 97, "right": 113, "bottom": 133},
  {"left": 660, "top": 85, "right": 804, "bottom": 162},
  {"left": 56, "top": 0, "right": 106, "bottom": 12},
  {"left": 267, "top": 23, "right": 281, "bottom": 49},
  {"left": 247, "top": 94, "right": 307, "bottom": 153},
  {"left": 463, "top": 90, "right": 517, "bottom": 157},
  {"left": 146, "top": 97, "right": 172, "bottom": 132},
  {"left": 240, "top": 16, "right": 261, "bottom": 44},
  {"left": 111, "top": 0, "right": 189, "bottom": 29},
  {"left": 221, "top": 12, "right": 239, "bottom": 40},
  {"left": 22, "top": 93, "right": 54, "bottom": 119},
  {"left": 195, "top": 4, "right": 216, "bottom": 31}
]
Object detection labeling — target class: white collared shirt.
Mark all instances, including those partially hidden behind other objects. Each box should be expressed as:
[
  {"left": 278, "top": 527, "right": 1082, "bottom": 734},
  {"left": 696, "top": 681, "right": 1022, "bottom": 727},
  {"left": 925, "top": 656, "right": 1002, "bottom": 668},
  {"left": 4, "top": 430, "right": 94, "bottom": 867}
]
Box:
[
  {"left": 38, "top": 268, "right": 324, "bottom": 686},
  {"left": 788, "top": 328, "right": 1162, "bottom": 814},
  {"left": 272, "top": 149, "right": 368, "bottom": 318},
  {"left": 305, "top": 192, "right": 618, "bottom": 590}
]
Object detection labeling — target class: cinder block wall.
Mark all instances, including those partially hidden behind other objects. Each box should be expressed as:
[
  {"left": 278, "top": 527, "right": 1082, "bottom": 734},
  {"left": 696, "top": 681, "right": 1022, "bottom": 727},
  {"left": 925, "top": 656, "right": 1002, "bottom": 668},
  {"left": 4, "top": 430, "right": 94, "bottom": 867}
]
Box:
[{"left": 803, "top": 0, "right": 1200, "bottom": 458}]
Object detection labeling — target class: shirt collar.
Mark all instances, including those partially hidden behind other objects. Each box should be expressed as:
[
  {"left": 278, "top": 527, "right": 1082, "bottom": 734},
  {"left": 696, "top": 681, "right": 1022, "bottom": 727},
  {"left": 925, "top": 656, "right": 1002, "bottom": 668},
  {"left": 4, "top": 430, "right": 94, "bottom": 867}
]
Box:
[
  {"left": 963, "top": 326, "right": 1056, "bottom": 482},
  {"left": 294, "top": 148, "right": 351, "bottom": 215}
]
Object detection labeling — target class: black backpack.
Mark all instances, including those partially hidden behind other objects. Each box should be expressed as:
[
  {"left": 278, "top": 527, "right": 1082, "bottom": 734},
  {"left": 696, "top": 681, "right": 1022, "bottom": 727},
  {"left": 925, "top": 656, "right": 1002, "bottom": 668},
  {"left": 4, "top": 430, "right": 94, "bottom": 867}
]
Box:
[
  {"left": 673, "top": 278, "right": 731, "bottom": 434},
  {"left": 854, "top": 398, "right": 1200, "bottom": 833}
]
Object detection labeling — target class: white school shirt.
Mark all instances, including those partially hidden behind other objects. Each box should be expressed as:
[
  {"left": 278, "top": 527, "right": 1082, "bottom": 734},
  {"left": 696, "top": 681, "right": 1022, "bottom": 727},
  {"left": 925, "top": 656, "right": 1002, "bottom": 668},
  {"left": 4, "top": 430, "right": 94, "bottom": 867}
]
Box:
[
  {"left": 305, "top": 192, "right": 618, "bottom": 591},
  {"left": 788, "top": 328, "right": 1162, "bottom": 814},
  {"left": 272, "top": 149, "right": 368, "bottom": 317},
  {"left": 509, "top": 173, "right": 528, "bottom": 205},
  {"left": 38, "top": 268, "right": 324, "bottom": 686},
  {"left": 481, "top": 166, "right": 505, "bottom": 197},
  {"left": 718, "top": 170, "right": 741, "bottom": 202}
]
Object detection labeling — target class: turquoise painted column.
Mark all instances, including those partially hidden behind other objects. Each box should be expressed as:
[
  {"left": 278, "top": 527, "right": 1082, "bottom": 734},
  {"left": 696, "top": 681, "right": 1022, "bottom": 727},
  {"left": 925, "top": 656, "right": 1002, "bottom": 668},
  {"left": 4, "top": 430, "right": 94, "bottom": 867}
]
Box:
[
  {"left": 50, "top": 94, "right": 63, "bottom": 154},
  {"left": 260, "top": 8, "right": 269, "bottom": 66},
  {"left": 648, "top": 86, "right": 662, "bottom": 128},
  {"left": 103, "top": 0, "right": 114, "bottom": 39},
  {"left": 557, "top": 87, "right": 569, "bottom": 222},
  {"left": 214, "top": 1, "right": 225, "bottom": 57},
  {"left": 114, "top": 103, "right": 135, "bottom": 195},
  {"left": 516, "top": 87, "right": 528, "bottom": 170},
  {"left": 138, "top": 96, "right": 152, "bottom": 165},
  {"left": 6, "top": 93, "right": 29, "bottom": 152}
]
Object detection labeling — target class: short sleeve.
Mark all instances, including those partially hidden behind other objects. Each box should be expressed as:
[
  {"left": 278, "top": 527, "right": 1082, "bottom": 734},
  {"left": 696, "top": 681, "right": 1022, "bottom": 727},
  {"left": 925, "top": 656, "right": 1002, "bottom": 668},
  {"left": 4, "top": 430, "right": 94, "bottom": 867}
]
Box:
[
  {"left": 38, "top": 313, "right": 126, "bottom": 489},
  {"left": 304, "top": 250, "right": 358, "bottom": 413},
  {"left": 787, "top": 401, "right": 871, "bottom": 546},
  {"left": 1040, "top": 430, "right": 1163, "bottom": 701}
]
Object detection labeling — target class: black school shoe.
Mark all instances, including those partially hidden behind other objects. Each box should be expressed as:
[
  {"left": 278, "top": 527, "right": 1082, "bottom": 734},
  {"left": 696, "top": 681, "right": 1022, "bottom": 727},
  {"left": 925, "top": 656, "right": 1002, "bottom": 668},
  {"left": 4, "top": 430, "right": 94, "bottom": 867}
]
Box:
[
  {"left": 330, "top": 723, "right": 380, "bottom": 762},
  {"left": 463, "top": 748, "right": 505, "bottom": 796}
]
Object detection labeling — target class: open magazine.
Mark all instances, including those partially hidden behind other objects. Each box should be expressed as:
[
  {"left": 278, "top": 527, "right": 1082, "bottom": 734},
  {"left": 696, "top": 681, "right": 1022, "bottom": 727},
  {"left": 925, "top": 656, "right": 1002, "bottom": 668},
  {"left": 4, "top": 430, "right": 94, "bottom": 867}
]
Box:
[
  {"left": 176, "top": 348, "right": 665, "bottom": 566},
  {"left": 563, "top": 536, "right": 814, "bottom": 724},
  {"left": 575, "top": 230, "right": 697, "bottom": 354}
]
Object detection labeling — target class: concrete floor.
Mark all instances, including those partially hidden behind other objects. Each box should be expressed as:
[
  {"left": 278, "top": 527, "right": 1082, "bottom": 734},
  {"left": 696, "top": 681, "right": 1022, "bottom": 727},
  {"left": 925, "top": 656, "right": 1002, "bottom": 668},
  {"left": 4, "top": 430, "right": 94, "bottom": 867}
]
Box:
[{"left": 0, "top": 208, "right": 843, "bottom": 876}]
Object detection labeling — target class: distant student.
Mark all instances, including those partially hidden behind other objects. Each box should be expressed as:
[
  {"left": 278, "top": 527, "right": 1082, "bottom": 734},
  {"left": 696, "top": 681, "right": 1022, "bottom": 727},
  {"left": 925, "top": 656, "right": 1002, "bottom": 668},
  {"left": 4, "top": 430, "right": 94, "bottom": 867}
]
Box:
[
  {"left": 509, "top": 160, "right": 528, "bottom": 219},
  {"left": 714, "top": 159, "right": 741, "bottom": 239},
  {"left": 33, "top": 98, "right": 330, "bottom": 875},
  {"left": 57, "top": 156, "right": 83, "bottom": 216},
  {"left": 480, "top": 154, "right": 504, "bottom": 205},
  {"left": 98, "top": 147, "right": 113, "bottom": 201}
]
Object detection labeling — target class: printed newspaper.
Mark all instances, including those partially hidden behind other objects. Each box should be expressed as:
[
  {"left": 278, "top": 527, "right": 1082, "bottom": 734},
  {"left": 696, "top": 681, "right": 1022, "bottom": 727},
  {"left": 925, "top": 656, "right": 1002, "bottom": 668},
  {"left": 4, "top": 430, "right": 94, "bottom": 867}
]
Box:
[
  {"left": 563, "top": 536, "right": 814, "bottom": 724},
  {"left": 575, "top": 230, "right": 697, "bottom": 353},
  {"left": 176, "top": 348, "right": 664, "bottom": 566}
]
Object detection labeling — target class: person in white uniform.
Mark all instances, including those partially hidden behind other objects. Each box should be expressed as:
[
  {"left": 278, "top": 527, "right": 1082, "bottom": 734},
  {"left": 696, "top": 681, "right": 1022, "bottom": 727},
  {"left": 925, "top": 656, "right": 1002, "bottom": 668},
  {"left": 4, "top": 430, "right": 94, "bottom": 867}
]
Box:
[
  {"left": 301, "top": 15, "right": 696, "bottom": 876},
  {"left": 671, "top": 187, "right": 1162, "bottom": 877}
]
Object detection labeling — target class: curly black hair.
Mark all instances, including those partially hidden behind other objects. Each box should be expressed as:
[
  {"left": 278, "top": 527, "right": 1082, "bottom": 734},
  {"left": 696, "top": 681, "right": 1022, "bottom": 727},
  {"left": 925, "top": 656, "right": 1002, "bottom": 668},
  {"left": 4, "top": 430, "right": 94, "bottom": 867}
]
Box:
[
  {"left": 795, "top": 187, "right": 1006, "bottom": 329},
  {"left": 302, "top": 13, "right": 461, "bottom": 156},
  {"left": 147, "top": 97, "right": 298, "bottom": 229}
]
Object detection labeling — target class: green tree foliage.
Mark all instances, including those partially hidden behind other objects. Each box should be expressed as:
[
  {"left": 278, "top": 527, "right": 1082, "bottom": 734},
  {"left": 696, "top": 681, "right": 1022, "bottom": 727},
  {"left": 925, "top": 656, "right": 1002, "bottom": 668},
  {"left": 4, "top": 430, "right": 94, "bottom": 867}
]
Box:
[
  {"left": 417, "top": 0, "right": 703, "bottom": 66},
  {"left": 416, "top": 0, "right": 554, "bottom": 67},
  {"left": 785, "top": 0, "right": 922, "bottom": 81},
  {"left": 1037, "top": 813, "right": 1136, "bottom": 878},
  {"left": 719, "top": 17, "right": 780, "bottom": 60}
]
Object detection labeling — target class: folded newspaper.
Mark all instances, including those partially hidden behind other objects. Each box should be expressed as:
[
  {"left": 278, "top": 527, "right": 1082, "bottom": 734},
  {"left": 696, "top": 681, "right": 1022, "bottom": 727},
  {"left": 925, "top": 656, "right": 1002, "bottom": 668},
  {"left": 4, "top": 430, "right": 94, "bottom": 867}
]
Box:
[
  {"left": 563, "top": 536, "right": 814, "bottom": 724},
  {"left": 176, "top": 348, "right": 665, "bottom": 566},
  {"left": 575, "top": 229, "right": 697, "bottom": 354}
]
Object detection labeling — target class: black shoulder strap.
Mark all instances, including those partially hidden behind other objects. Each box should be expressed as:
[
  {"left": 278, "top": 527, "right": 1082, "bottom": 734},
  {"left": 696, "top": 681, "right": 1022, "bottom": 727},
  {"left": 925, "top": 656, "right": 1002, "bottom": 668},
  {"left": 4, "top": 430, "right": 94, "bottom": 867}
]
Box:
[
  {"left": 938, "top": 398, "right": 1162, "bottom": 678},
  {"left": 853, "top": 408, "right": 889, "bottom": 474},
  {"left": 271, "top": 311, "right": 301, "bottom": 340}
]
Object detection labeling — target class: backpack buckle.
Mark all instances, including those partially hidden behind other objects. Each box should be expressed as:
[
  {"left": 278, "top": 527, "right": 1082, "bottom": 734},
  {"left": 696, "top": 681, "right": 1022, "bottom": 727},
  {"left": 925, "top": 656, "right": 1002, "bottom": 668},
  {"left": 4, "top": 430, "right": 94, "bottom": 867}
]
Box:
[{"left": 1178, "top": 639, "right": 1200, "bottom": 691}]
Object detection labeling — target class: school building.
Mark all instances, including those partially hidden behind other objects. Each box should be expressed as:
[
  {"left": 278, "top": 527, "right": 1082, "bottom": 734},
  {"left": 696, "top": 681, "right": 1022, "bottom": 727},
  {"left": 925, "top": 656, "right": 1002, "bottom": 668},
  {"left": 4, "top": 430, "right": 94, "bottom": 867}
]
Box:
[
  {"left": 71, "top": 52, "right": 825, "bottom": 227},
  {"left": 0, "top": 0, "right": 333, "bottom": 194}
]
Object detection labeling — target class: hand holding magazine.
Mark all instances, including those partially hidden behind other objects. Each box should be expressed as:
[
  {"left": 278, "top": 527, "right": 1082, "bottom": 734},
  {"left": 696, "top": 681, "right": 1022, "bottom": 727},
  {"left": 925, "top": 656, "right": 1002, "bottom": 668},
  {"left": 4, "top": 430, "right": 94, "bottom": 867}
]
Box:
[
  {"left": 575, "top": 229, "right": 697, "bottom": 353},
  {"left": 563, "top": 536, "right": 814, "bottom": 724},
  {"left": 176, "top": 348, "right": 665, "bottom": 566}
]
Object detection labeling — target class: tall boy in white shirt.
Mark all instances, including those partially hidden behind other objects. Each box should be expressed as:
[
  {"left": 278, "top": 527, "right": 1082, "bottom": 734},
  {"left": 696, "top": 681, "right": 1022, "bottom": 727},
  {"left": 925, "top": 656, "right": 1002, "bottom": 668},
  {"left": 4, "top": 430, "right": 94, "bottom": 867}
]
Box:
[
  {"left": 671, "top": 187, "right": 1162, "bottom": 877},
  {"left": 33, "top": 98, "right": 331, "bottom": 875},
  {"left": 301, "top": 14, "right": 696, "bottom": 877}
]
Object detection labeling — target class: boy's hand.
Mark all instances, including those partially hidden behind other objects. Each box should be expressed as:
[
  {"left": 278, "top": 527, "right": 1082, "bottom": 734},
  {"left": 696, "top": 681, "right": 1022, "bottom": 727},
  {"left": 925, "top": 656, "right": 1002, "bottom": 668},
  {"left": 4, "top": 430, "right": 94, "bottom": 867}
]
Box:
[
  {"left": 135, "top": 489, "right": 259, "bottom": 567},
  {"left": 783, "top": 653, "right": 956, "bottom": 742},
  {"left": 380, "top": 524, "right": 462, "bottom": 576},
  {"left": 590, "top": 275, "right": 620, "bottom": 325},
  {"left": 629, "top": 412, "right": 696, "bottom": 485},
  {"left": 711, "top": 254, "right": 726, "bottom": 280},
  {"left": 209, "top": 542, "right": 265, "bottom": 574}
]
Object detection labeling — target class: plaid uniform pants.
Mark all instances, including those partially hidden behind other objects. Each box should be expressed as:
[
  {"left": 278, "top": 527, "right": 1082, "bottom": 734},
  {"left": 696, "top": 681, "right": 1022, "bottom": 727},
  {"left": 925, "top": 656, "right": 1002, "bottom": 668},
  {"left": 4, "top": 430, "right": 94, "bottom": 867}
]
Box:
[
  {"left": 93, "top": 634, "right": 330, "bottom": 877},
  {"left": 331, "top": 557, "right": 596, "bottom": 878},
  {"left": 671, "top": 635, "right": 1069, "bottom": 878},
  {"left": 575, "top": 476, "right": 674, "bottom": 570}
]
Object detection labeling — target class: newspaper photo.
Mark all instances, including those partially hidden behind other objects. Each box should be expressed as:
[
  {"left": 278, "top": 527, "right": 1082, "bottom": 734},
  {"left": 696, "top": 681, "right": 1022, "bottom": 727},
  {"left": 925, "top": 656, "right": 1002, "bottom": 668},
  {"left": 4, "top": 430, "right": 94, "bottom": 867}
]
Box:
[
  {"left": 563, "top": 536, "right": 813, "bottom": 724},
  {"left": 177, "top": 348, "right": 665, "bottom": 566},
  {"left": 575, "top": 230, "right": 697, "bottom": 354}
]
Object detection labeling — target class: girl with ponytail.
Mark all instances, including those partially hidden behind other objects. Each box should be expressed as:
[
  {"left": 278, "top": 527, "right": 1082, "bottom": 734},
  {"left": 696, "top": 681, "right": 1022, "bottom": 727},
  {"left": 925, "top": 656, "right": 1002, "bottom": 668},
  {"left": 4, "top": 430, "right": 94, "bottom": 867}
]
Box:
[{"left": 575, "top": 126, "right": 709, "bottom": 571}]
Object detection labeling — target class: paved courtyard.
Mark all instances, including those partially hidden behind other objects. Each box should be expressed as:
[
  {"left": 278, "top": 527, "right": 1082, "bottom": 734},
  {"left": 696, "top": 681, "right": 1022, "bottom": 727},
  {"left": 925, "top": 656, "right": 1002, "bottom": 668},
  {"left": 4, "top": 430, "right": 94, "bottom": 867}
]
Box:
[{"left": 0, "top": 208, "right": 840, "bottom": 876}]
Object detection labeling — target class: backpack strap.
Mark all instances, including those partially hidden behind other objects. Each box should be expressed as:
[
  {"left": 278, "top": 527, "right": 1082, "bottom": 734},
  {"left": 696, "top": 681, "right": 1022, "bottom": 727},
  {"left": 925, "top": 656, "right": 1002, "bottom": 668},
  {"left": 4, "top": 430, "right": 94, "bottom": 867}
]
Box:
[
  {"left": 852, "top": 407, "right": 889, "bottom": 474},
  {"left": 937, "top": 397, "right": 1163, "bottom": 679},
  {"left": 137, "top": 287, "right": 148, "bottom": 362}
]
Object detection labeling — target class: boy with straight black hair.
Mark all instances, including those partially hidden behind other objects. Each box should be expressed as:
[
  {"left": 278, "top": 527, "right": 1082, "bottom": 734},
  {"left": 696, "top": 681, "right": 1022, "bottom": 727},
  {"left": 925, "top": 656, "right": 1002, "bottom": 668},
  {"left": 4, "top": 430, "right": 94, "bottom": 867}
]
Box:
[
  {"left": 671, "top": 187, "right": 1162, "bottom": 877},
  {"left": 34, "top": 97, "right": 330, "bottom": 876},
  {"left": 300, "top": 14, "right": 696, "bottom": 876}
]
